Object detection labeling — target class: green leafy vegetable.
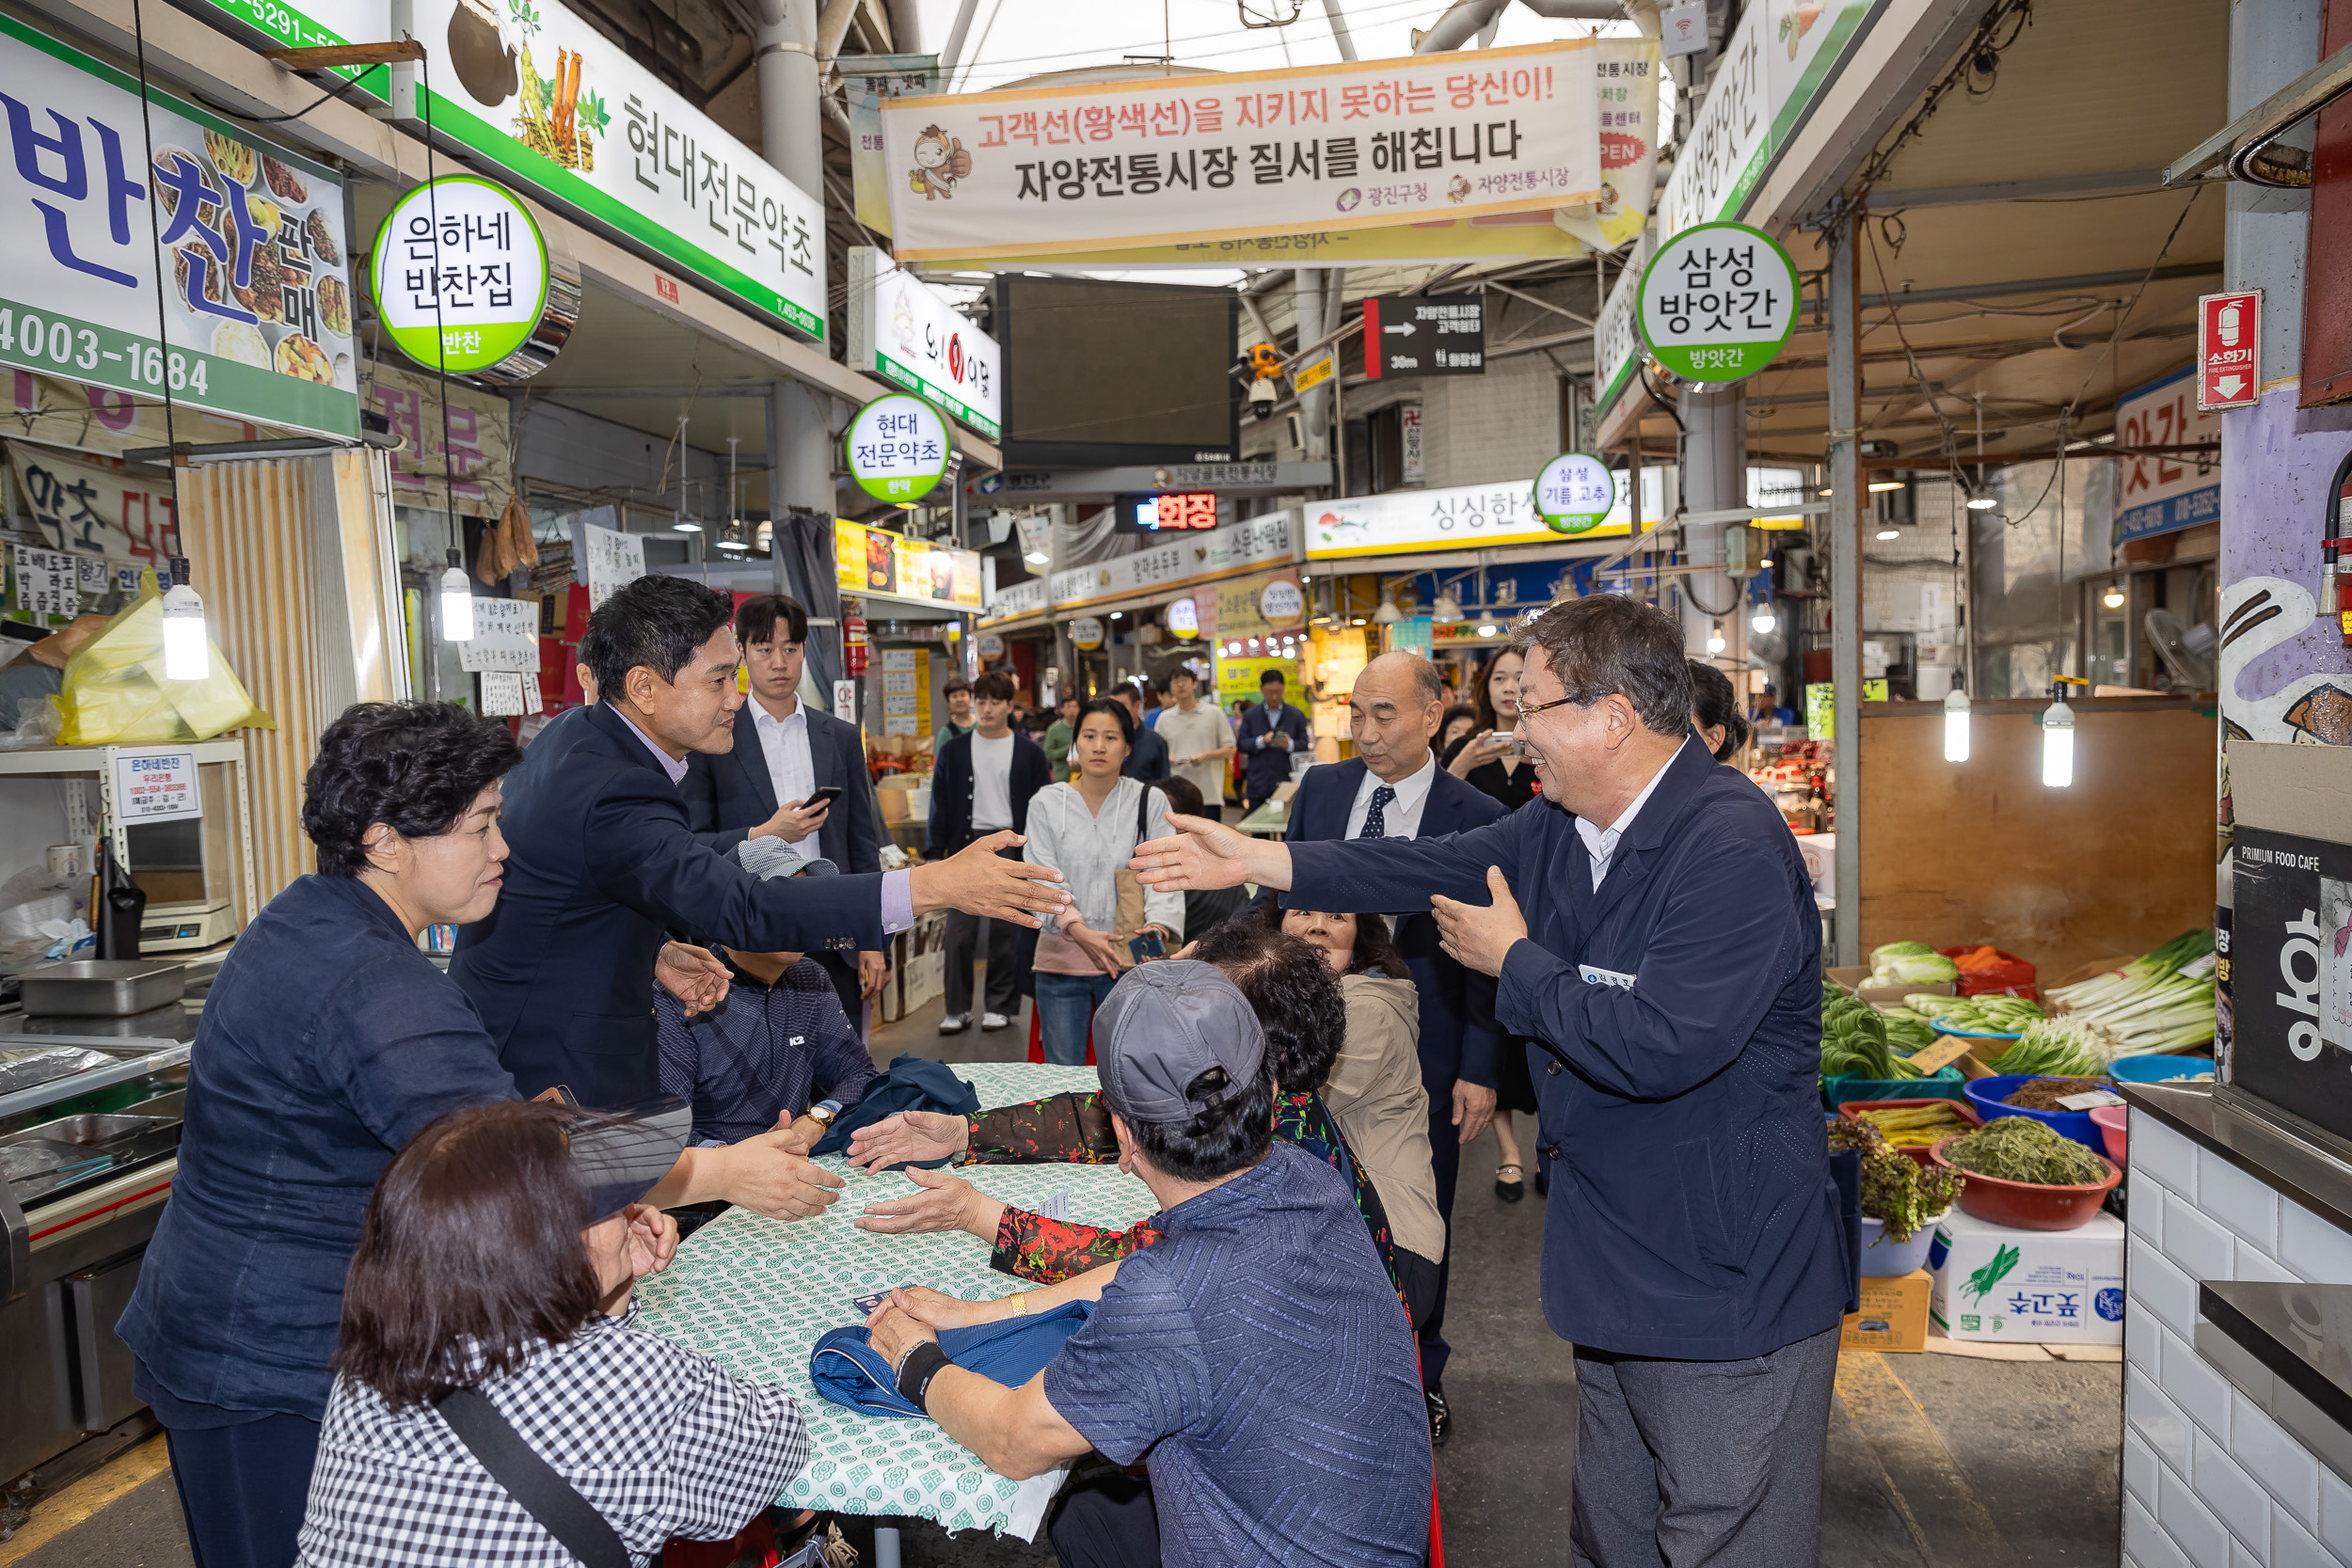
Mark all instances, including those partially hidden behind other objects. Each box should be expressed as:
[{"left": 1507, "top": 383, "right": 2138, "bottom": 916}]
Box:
[{"left": 1943, "top": 1117, "right": 2111, "bottom": 1186}]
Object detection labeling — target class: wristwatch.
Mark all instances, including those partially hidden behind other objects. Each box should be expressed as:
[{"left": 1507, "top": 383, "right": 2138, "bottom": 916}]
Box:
[{"left": 805, "top": 1101, "right": 841, "bottom": 1129}]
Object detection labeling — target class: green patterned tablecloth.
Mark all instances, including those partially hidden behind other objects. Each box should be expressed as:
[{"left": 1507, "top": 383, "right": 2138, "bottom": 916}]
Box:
[{"left": 634, "top": 1062, "right": 1152, "bottom": 1542}]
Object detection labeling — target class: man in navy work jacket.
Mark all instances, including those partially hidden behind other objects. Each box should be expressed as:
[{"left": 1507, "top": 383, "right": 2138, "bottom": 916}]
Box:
[
  {"left": 1234, "top": 667, "right": 1310, "bottom": 813},
  {"left": 453, "top": 574, "right": 1067, "bottom": 1109},
  {"left": 928, "top": 669, "right": 1053, "bottom": 1033},
  {"left": 680, "top": 593, "right": 889, "bottom": 1033},
  {"left": 1253, "top": 648, "right": 1502, "bottom": 1446},
  {"left": 1134, "top": 595, "right": 1848, "bottom": 1568}
]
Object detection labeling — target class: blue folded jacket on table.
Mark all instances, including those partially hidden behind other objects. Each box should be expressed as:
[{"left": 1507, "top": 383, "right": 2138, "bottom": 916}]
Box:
[
  {"left": 810, "top": 1054, "right": 980, "bottom": 1166},
  {"left": 809, "top": 1302, "right": 1094, "bottom": 1418}
]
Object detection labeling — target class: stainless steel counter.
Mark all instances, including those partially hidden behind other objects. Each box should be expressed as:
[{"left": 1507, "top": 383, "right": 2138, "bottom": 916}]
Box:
[{"left": 2120, "top": 1080, "right": 2352, "bottom": 1237}]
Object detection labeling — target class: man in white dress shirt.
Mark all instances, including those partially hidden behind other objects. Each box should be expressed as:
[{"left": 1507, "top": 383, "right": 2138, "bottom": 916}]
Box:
[{"left": 929, "top": 672, "right": 1053, "bottom": 1034}]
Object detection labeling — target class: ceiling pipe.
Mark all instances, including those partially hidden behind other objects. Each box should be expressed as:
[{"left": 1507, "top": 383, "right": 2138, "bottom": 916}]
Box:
[
  {"left": 1412, "top": 0, "right": 1509, "bottom": 52},
  {"left": 882, "top": 0, "right": 923, "bottom": 52}
]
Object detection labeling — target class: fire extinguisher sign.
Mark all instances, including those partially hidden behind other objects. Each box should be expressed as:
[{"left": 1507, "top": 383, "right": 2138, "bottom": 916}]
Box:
[{"left": 2198, "top": 290, "right": 2262, "bottom": 412}]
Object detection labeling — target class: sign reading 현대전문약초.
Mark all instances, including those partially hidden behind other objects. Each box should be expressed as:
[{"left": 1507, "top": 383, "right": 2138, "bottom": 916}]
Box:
[
  {"left": 372, "top": 178, "right": 549, "bottom": 376},
  {"left": 1534, "top": 452, "right": 1616, "bottom": 534},
  {"left": 0, "top": 14, "right": 359, "bottom": 438},
  {"left": 1637, "top": 221, "right": 1798, "bottom": 382},
  {"left": 846, "top": 392, "right": 950, "bottom": 503},
  {"left": 878, "top": 41, "right": 1602, "bottom": 261}
]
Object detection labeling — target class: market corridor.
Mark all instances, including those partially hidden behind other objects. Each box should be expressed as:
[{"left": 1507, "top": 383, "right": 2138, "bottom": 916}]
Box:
[{"left": 1, "top": 990, "right": 2122, "bottom": 1568}]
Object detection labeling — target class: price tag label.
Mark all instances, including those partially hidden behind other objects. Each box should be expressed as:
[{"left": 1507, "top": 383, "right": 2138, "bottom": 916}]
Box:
[{"left": 1904, "top": 1036, "right": 1978, "bottom": 1075}]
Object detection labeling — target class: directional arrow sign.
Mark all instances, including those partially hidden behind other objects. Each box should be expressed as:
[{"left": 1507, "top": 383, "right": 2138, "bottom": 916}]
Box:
[
  {"left": 1362, "top": 295, "right": 1484, "bottom": 379},
  {"left": 2197, "top": 289, "right": 2260, "bottom": 412}
]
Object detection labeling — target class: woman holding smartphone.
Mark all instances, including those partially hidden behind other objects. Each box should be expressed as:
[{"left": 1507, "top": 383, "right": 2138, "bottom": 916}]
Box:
[
  {"left": 1442, "top": 647, "right": 1538, "bottom": 812},
  {"left": 1019, "top": 699, "right": 1182, "bottom": 1064}
]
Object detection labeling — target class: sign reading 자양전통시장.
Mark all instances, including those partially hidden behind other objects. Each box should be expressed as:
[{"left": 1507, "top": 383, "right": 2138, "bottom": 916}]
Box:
[
  {"left": 0, "top": 14, "right": 359, "bottom": 437},
  {"left": 879, "top": 42, "right": 1601, "bottom": 262}
]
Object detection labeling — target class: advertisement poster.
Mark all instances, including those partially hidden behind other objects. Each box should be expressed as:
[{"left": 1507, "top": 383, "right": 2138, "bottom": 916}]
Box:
[
  {"left": 847, "top": 55, "right": 940, "bottom": 238},
  {"left": 1304, "top": 481, "right": 1597, "bottom": 559},
  {"left": 580, "top": 521, "right": 644, "bottom": 609},
  {"left": 2228, "top": 828, "right": 2350, "bottom": 1137},
  {"left": 0, "top": 14, "right": 359, "bottom": 437},
  {"left": 881, "top": 41, "right": 1600, "bottom": 261},
  {"left": 113, "top": 747, "right": 203, "bottom": 822},
  {"left": 5, "top": 370, "right": 257, "bottom": 458},
  {"left": 1552, "top": 37, "right": 1660, "bottom": 254},
  {"left": 8, "top": 443, "right": 182, "bottom": 573},
  {"left": 1047, "top": 512, "right": 1297, "bottom": 610},
  {"left": 458, "top": 595, "right": 542, "bottom": 672},
  {"left": 2115, "top": 367, "right": 2220, "bottom": 545},
  {"left": 833, "top": 518, "right": 983, "bottom": 609},
  {"left": 364, "top": 363, "right": 514, "bottom": 515}
]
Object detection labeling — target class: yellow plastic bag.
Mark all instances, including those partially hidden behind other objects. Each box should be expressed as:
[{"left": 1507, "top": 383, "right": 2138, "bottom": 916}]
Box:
[{"left": 53, "top": 569, "right": 274, "bottom": 745}]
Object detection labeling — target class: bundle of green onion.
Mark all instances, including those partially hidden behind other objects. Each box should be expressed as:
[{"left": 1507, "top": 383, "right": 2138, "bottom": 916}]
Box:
[
  {"left": 1899, "top": 993, "right": 2044, "bottom": 1034},
  {"left": 1942, "top": 1116, "right": 2111, "bottom": 1186},
  {"left": 1989, "top": 1018, "right": 2115, "bottom": 1078},
  {"left": 2046, "top": 928, "right": 2217, "bottom": 1055}
]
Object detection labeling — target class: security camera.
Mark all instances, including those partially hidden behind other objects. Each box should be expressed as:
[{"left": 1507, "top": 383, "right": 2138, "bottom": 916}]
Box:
[{"left": 1248, "top": 378, "right": 1278, "bottom": 420}]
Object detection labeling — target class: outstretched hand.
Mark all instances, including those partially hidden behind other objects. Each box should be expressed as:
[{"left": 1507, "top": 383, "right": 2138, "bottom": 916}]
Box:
[
  {"left": 913, "top": 831, "right": 1071, "bottom": 927},
  {"left": 1431, "top": 865, "right": 1530, "bottom": 978},
  {"left": 1129, "top": 811, "right": 1285, "bottom": 893},
  {"left": 655, "top": 942, "right": 732, "bottom": 1014}
]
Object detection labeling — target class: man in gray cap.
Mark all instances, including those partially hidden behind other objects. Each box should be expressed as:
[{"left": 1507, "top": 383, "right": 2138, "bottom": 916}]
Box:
[{"left": 864, "top": 960, "right": 1429, "bottom": 1568}]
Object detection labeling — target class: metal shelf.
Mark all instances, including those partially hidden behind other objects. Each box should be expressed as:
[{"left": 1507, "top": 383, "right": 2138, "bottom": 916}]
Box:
[{"left": 0, "top": 741, "right": 247, "bottom": 777}]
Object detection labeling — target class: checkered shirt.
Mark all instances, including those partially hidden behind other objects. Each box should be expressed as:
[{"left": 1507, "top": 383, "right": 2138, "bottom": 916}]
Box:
[{"left": 295, "top": 1307, "right": 808, "bottom": 1566}]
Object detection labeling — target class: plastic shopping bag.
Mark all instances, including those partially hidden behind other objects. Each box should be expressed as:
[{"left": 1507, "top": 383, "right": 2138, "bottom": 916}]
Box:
[{"left": 53, "top": 568, "right": 273, "bottom": 745}]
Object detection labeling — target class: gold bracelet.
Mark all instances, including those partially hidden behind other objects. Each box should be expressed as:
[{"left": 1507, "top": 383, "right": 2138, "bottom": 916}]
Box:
[{"left": 1002, "top": 1291, "right": 1029, "bottom": 1318}]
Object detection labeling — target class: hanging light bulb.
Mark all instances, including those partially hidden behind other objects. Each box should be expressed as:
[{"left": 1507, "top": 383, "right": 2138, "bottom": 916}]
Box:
[
  {"left": 160, "top": 556, "right": 208, "bottom": 680},
  {"left": 1965, "top": 493, "right": 1999, "bottom": 511},
  {"left": 2041, "top": 684, "right": 2075, "bottom": 787},
  {"left": 1706, "top": 620, "right": 1726, "bottom": 655},
  {"left": 1751, "top": 600, "right": 1777, "bottom": 635},
  {"left": 1943, "top": 684, "right": 1971, "bottom": 763},
  {"left": 1874, "top": 527, "right": 1901, "bottom": 541},
  {"left": 2102, "top": 582, "right": 2126, "bottom": 610},
  {"left": 439, "top": 548, "right": 475, "bottom": 641}
]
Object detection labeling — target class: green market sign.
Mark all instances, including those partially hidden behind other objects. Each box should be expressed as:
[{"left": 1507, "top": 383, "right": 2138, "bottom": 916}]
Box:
[
  {"left": 848, "top": 247, "right": 1000, "bottom": 439},
  {"left": 846, "top": 392, "right": 950, "bottom": 504},
  {"left": 373, "top": 177, "right": 549, "bottom": 375},
  {"left": 0, "top": 13, "right": 360, "bottom": 438},
  {"left": 1534, "top": 452, "right": 1615, "bottom": 534},
  {"left": 1637, "top": 222, "right": 1799, "bottom": 383},
  {"left": 174, "top": 0, "right": 828, "bottom": 341}
]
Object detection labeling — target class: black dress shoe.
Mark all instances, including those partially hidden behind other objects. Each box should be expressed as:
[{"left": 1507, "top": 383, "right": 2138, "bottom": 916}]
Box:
[
  {"left": 1424, "top": 1386, "right": 1452, "bottom": 1448},
  {"left": 1495, "top": 1162, "right": 1525, "bottom": 1202}
]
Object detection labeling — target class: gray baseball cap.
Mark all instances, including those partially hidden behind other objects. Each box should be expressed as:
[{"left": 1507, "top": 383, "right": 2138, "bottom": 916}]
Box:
[{"left": 1093, "top": 960, "right": 1267, "bottom": 1124}]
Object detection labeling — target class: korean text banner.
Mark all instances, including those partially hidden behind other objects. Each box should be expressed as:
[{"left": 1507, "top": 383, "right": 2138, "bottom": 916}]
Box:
[
  {"left": 1305, "top": 481, "right": 1620, "bottom": 559},
  {"left": 0, "top": 15, "right": 359, "bottom": 438},
  {"left": 881, "top": 41, "right": 1600, "bottom": 262}
]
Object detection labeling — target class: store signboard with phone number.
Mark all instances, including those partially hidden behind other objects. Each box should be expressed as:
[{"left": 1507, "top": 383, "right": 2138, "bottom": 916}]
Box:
[
  {"left": 0, "top": 15, "right": 359, "bottom": 436},
  {"left": 171, "top": 0, "right": 829, "bottom": 341}
]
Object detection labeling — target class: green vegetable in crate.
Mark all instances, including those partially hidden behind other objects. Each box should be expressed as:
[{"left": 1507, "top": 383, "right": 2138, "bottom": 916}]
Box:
[
  {"left": 1881, "top": 1011, "right": 1938, "bottom": 1053},
  {"left": 1989, "top": 1018, "right": 2112, "bottom": 1078},
  {"left": 2046, "top": 927, "right": 2217, "bottom": 1054},
  {"left": 1826, "top": 1118, "right": 1963, "bottom": 1241},
  {"left": 1819, "top": 998, "right": 1920, "bottom": 1081},
  {"left": 1942, "top": 1116, "right": 2110, "bottom": 1185},
  {"left": 1868, "top": 941, "right": 1961, "bottom": 986}
]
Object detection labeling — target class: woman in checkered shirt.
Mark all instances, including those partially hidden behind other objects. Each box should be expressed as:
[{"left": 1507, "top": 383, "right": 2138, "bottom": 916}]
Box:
[{"left": 295, "top": 1101, "right": 808, "bottom": 1566}]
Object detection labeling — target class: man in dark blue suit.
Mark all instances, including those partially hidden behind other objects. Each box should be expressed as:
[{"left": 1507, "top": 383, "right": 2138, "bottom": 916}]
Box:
[
  {"left": 1254, "top": 649, "right": 1502, "bottom": 1447},
  {"left": 679, "top": 594, "right": 889, "bottom": 1035},
  {"left": 927, "top": 670, "right": 1053, "bottom": 1033},
  {"left": 1135, "top": 598, "right": 1849, "bottom": 1567},
  {"left": 1233, "top": 668, "right": 1310, "bottom": 813},
  {"left": 453, "top": 575, "right": 1067, "bottom": 1112}
]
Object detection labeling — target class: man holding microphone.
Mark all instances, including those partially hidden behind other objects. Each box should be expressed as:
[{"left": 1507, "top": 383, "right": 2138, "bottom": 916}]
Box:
[{"left": 1130, "top": 595, "right": 1848, "bottom": 1568}]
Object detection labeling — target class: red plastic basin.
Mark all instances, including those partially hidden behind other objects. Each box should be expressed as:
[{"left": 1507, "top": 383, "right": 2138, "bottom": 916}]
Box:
[
  {"left": 1838, "top": 1099, "right": 1984, "bottom": 1166},
  {"left": 2090, "top": 1104, "right": 2129, "bottom": 1166},
  {"left": 1929, "top": 1136, "right": 2121, "bottom": 1230}
]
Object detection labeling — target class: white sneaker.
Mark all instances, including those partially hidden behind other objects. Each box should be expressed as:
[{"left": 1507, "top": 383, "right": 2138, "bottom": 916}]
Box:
[
  {"left": 980, "top": 1012, "right": 1011, "bottom": 1031},
  {"left": 938, "top": 1013, "right": 970, "bottom": 1035}
]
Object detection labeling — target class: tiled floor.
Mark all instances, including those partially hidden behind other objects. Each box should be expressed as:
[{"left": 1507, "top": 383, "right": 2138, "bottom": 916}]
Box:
[{"left": 5, "top": 970, "right": 2127, "bottom": 1566}]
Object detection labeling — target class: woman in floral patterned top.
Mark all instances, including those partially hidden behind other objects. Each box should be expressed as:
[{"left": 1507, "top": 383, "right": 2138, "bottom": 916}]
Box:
[{"left": 845, "top": 930, "right": 1406, "bottom": 1308}]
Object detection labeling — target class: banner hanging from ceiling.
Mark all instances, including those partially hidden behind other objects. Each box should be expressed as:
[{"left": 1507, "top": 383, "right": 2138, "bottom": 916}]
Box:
[{"left": 881, "top": 41, "right": 1601, "bottom": 262}]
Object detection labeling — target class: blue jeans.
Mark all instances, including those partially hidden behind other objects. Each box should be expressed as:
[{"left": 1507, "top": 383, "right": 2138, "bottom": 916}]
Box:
[{"left": 1034, "top": 971, "right": 1119, "bottom": 1065}]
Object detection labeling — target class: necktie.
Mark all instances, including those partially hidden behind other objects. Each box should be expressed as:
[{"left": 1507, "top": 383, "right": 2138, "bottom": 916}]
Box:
[{"left": 1360, "top": 784, "right": 1395, "bottom": 839}]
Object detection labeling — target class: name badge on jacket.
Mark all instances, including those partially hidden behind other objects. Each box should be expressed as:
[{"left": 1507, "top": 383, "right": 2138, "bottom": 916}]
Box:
[{"left": 1579, "top": 963, "right": 1637, "bottom": 990}]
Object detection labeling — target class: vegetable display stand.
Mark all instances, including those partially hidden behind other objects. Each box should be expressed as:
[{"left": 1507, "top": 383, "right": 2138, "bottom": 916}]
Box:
[
  {"left": 1930, "top": 1138, "right": 2121, "bottom": 1230},
  {"left": 1839, "top": 1099, "right": 1984, "bottom": 1165},
  {"left": 1822, "top": 1067, "right": 1965, "bottom": 1109},
  {"left": 1963, "top": 1074, "right": 2108, "bottom": 1151}
]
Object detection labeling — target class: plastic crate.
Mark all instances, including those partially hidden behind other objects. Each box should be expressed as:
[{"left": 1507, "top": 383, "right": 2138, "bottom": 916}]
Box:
[{"left": 1821, "top": 1065, "right": 1967, "bottom": 1110}]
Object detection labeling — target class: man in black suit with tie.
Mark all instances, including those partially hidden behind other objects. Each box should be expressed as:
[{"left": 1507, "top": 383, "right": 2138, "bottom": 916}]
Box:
[
  {"left": 680, "top": 594, "right": 889, "bottom": 1034},
  {"left": 1256, "top": 649, "right": 1504, "bottom": 1447},
  {"left": 453, "top": 575, "right": 1065, "bottom": 1113}
]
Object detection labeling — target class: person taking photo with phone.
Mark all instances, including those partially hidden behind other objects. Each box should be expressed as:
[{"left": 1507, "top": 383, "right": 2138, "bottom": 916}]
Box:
[{"left": 1020, "top": 698, "right": 1182, "bottom": 1064}]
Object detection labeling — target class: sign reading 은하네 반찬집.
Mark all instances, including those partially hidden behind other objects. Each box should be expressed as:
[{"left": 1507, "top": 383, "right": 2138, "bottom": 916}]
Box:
[
  {"left": 1360, "top": 296, "right": 1484, "bottom": 378},
  {"left": 1638, "top": 222, "right": 1799, "bottom": 382},
  {"left": 847, "top": 248, "right": 999, "bottom": 438},
  {"left": 846, "top": 393, "right": 950, "bottom": 504},
  {"left": 372, "top": 178, "right": 549, "bottom": 376},
  {"left": 0, "top": 15, "right": 359, "bottom": 438},
  {"left": 1534, "top": 453, "right": 1615, "bottom": 535},
  {"left": 878, "top": 41, "right": 1601, "bottom": 262}
]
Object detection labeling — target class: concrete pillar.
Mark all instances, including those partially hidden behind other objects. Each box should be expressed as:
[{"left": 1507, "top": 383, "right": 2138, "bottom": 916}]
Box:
[
  {"left": 1295, "top": 271, "right": 1330, "bottom": 467},
  {"left": 1827, "top": 217, "right": 1862, "bottom": 967},
  {"left": 1677, "top": 380, "right": 1745, "bottom": 659},
  {"left": 753, "top": 0, "right": 836, "bottom": 580}
]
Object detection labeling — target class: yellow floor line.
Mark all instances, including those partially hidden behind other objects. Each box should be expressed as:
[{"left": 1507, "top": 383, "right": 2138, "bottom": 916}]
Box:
[
  {"left": 1836, "top": 1351, "right": 2022, "bottom": 1568},
  {"left": 0, "top": 1436, "right": 172, "bottom": 1567}
]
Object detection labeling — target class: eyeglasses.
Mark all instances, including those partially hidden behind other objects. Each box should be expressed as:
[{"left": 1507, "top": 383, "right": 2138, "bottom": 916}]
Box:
[{"left": 1515, "top": 693, "right": 1579, "bottom": 722}]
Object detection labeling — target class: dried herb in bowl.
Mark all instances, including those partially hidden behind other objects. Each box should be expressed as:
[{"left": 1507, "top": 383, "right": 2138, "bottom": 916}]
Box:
[
  {"left": 1943, "top": 1116, "right": 2109, "bottom": 1185},
  {"left": 2000, "top": 1076, "right": 2110, "bottom": 1112}
]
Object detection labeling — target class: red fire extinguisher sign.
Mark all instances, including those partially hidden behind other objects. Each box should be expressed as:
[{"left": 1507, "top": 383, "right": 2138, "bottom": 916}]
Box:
[{"left": 2197, "top": 290, "right": 2262, "bottom": 412}]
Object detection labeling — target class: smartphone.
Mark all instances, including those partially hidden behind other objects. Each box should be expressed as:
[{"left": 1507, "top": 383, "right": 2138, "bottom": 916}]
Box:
[
  {"left": 804, "top": 784, "right": 844, "bottom": 808},
  {"left": 1128, "top": 931, "right": 1167, "bottom": 964}
]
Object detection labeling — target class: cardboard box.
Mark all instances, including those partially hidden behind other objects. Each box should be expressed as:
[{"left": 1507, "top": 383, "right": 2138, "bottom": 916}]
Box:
[
  {"left": 901, "top": 948, "right": 945, "bottom": 1012},
  {"left": 1929, "top": 1210, "right": 2124, "bottom": 1345},
  {"left": 1841, "top": 1269, "right": 1931, "bottom": 1353}
]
